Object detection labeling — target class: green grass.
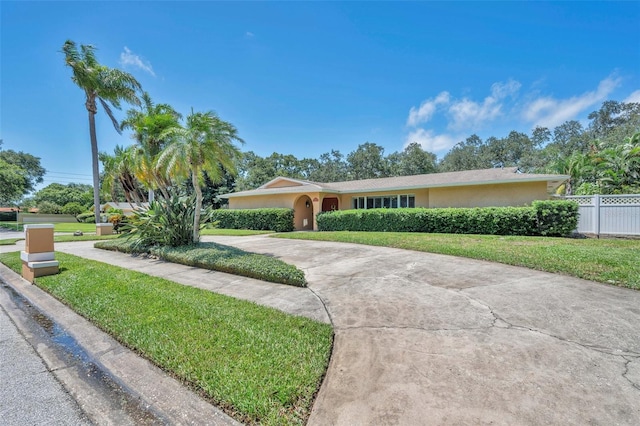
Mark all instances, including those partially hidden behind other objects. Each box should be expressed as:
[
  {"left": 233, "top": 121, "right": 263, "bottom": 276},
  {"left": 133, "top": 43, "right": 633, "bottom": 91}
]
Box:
[
  {"left": 0, "top": 222, "right": 23, "bottom": 231},
  {"left": 95, "top": 238, "right": 307, "bottom": 287},
  {"left": 0, "top": 251, "right": 333, "bottom": 425},
  {"left": 0, "top": 238, "right": 22, "bottom": 245},
  {"left": 54, "top": 234, "right": 119, "bottom": 243},
  {"left": 275, "top": 232, "right": 640, "bottom": 290},
  {"left": 201, "top": 228, "right": 275, "bottom": 236},
  {"left": 0, "top": 222, "right": 99, "bottom": 233},
  {"left": 50, "top": 222, "right": 101, "bottom": 233},
  {"left": 0, "top": 234, "right": 118, "bottom": 246}
]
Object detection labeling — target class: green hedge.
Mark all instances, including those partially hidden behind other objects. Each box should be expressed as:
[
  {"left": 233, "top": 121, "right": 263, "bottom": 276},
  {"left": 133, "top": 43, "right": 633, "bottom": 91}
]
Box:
[
  {"left": 210, "top": 208, "right": 294, "bottom": 232},
  {"left": 76, "top": 212, "right": 95, "bottom": 223},
  {"left": 532, "top": 200, "right": 579, "bottom": 236},
  {"left": 95, "top": 239, "right": 306, "bottom": 287},
  {"left": 0, "top": 211, "right": 17, "bottom": 221},
  {"left": 316, "top": 200, "right": 579, "bottom": 237}
]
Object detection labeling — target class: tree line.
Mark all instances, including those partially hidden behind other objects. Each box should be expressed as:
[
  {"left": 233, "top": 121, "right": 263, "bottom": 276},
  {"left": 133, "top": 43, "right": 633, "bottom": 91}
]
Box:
[{"left": 233, "top": 100, "right": 639, "bottom": 196}]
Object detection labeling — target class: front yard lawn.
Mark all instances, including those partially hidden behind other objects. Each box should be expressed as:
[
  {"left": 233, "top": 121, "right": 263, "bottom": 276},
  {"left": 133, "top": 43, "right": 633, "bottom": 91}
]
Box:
[
  {"left": 0, "top": 251, "right": 333, "bottom": 425},
  {"left": 276, "top": 232, "right": 640, "bottom": 290}
]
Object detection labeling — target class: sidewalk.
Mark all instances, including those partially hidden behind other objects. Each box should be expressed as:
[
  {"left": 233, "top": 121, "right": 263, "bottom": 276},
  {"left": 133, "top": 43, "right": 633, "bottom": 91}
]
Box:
[{"left": 0, "top": 289, "right": 90, "bottom": 426}]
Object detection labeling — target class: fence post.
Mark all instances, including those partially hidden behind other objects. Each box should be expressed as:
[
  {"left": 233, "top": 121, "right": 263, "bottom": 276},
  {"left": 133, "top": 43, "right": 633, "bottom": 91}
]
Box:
[{"left": 593, "top": 194, "right": 600, "bottom": 238}]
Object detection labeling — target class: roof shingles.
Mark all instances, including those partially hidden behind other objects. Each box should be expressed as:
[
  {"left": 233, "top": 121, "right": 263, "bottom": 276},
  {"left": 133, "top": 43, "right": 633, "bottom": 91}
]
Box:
[{"left": 224, "top": 167, "right": 568, "bottom": 198}]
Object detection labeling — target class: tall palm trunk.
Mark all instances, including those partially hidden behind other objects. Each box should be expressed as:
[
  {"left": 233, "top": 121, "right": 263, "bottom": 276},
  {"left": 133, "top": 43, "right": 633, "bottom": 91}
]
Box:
[
  {"left": 87, "top": 104, "right": 101, "bottom": 224},
  {"left": 192, "top": 169, "right": 202, "bottom": 244}
]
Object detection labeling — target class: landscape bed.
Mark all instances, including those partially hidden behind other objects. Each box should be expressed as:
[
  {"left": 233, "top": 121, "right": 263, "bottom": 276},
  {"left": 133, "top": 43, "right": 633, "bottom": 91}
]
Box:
[{"left": 0, "top": 251, "right": 333, "bottom": 425}]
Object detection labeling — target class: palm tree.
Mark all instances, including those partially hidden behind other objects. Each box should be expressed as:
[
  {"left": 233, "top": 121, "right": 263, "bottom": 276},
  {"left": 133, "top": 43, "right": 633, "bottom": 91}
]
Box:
[
  {"left": 62, "top": 40, "right": 141, "bottom": 223},
  {"left": 99, "top": 146, "right": 147, "bottom": 205},
  {"left": 548, "top": 152, "right": 591, "bottom": 195},
  {"left": 158, "top": 111, "right": 243, "bottom": 243},
  {"left": 121, "top": 92, "right": 181, "bottom": 200}
]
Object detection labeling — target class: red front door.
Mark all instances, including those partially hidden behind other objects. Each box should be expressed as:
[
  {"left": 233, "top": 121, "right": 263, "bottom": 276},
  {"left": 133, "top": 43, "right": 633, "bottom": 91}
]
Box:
[{"left": 322, "top": 197, "right": 339, "bottom": 212}]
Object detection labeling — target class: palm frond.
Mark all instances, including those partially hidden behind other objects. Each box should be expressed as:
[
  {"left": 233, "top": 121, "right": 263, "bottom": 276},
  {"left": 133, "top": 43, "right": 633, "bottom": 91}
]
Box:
[{"left": 99, "top": 98, "right": 122, "bottom": 134}]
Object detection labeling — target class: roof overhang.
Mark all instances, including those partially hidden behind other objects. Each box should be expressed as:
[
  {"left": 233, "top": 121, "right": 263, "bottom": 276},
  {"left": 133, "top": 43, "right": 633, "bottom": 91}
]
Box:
[{"left": 222, "top": 174, "right": 569, "bottom": 198}]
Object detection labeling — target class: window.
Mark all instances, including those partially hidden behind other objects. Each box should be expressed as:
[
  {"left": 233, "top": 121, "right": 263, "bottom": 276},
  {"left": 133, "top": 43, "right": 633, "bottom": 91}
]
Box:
[
  {"left": 352, "top": 197, "right": 365, "bottom": 209},
  {"left": 352, "top": 194, "right": 415, "bottom": 209}
]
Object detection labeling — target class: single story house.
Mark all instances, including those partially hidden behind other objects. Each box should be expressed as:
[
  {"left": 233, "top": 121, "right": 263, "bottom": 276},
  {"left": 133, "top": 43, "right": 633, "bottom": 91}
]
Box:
[{"left": 221, "top": 167, "right": 569, "bottom": 231}]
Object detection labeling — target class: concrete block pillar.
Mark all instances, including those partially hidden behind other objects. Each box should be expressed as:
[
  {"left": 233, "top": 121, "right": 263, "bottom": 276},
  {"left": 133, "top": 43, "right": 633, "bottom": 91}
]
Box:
[
  {"left": 21, "top": 224, "right": 59, "bottom": 283},
  {"left": 96, "top": 223, "right": 114, "bottom": 236}
]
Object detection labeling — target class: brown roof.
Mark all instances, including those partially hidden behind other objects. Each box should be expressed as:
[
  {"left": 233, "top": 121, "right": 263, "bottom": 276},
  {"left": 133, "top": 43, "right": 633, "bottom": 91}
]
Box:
[{"left": 222, "top": 167, "right": 569, "bottom": 198}]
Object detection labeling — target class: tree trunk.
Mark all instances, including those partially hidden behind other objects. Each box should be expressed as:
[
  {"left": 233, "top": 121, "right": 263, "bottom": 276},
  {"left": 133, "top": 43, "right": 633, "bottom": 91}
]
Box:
[
  {"left": 88, "top": 108, "right": 101, "bottom": 224},
  {"left": 192, "top": 169, "right": 202, "bottom": 244}
]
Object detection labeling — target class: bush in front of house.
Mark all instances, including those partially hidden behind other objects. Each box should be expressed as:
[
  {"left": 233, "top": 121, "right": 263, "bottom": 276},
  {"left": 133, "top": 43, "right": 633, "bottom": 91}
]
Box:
[
  {"left": 0, "top": 210, "right": 18, "bottom": 222},
  {"left": 317, "top": 201, "right": 579, "bottom": 237},
  {"left": 210, "top": 208, "right": 294, "bottom": 232},
  {"left": 76, "top": 212, "right": 95, "bottom": 223},
  {"left": 532, "top": 200, "right": 579, "bottom": 237}
]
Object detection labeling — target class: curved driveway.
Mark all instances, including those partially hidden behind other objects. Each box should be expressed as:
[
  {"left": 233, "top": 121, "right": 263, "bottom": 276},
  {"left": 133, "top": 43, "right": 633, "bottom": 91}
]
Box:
[{"left": 206, "top": 235, "right": 640, "bottom": 425}]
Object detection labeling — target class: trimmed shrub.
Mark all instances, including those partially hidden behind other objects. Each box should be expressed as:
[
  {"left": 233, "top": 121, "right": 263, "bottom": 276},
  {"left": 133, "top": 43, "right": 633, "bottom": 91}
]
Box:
[
  {"left": 317, "top": 201, "right": 578, "bottom": 237},
  {"left": 532, "top": 200, "right": 579, "bottom": 237},
  {"left": 0, "top": 210, "right": 18, "bottom": 222},
  {"left": 62, "top": 202, "right": 85, "bottom": 216},
  {"left": 76, "top": 212, "right": 95, "bottom": 223},
  {"left": 95, "top": 239, "right": 306, "bottom": 287},
  {"left": 210, "top": 208, "right": 294, "bottom": 232}
]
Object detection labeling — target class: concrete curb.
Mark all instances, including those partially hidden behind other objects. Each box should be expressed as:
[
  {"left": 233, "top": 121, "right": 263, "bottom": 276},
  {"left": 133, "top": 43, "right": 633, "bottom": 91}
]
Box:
[{"left": 0, "top": 262, "right": 239, "bottom": 425}]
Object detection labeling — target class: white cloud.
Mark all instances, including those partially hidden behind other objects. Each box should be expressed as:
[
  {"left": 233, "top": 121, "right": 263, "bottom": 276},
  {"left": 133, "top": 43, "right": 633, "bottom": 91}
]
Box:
[
  {"left": 245, "top": 31, "right": 255, "bottom": 38},
  {"left": 404, "top": 128, "right": 458, "bottom": 153},
  {"left": 624, "top": 89, "right": 640, "bottom": 104},
  {"left": 447, "top": 79, "right": 521, "bottom": 130},
  {"left": 521, "top": 75, "right": 621, "bottom": 128},
  {"left": 406, "top": 92, "right": 450, "bottom": 127},
  {"left": 119, "top": 47, "right": 155, "bottom": 77}
]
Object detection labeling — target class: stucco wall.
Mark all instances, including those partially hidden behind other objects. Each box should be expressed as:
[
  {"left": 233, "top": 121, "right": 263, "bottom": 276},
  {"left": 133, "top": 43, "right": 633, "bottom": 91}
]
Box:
[
  {"left": 229, "top": 194, "right": 298, "bottom": 209},
  {"left": 428, "top": 181, "right": 549, "bottom": 208}
]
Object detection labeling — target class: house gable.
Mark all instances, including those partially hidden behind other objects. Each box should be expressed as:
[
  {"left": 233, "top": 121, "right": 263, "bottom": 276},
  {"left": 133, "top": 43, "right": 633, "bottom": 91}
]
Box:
[{"left": 261, "top": 177, "right": 309, "bottom": 189}]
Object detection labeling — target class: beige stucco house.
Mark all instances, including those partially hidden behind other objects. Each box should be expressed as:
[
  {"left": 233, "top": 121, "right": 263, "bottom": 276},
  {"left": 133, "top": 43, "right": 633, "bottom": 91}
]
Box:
[{"left": 221, "top": 167, "right": 569, "bottom": 231}]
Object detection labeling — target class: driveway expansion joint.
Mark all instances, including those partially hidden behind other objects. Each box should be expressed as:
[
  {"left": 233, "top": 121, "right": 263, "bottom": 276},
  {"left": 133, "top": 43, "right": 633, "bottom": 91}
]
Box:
[{"left": 622, "top": 358, "right": 640, "bottom": 391}]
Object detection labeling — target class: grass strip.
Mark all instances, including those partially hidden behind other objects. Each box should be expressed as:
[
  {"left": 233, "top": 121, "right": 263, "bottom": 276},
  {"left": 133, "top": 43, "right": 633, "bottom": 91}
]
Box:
[
  {"left": 276, "top": 231, "right": 640, "bottom": 290},
  {"left": 1, "top": 222, "right": 103, "bottom": 233},
  {"left": 96, "top": 238, "right": 307, "bottom": 287},
  {"left": 0, "top": 238, "right": 22, "bottom": 245},
  {"left": 200, "top": 228, "right": 274, "bottom": 236},
  {"left": 55, "top": 234, "right": 119, "bottom": 243},
  {"left": 0, "top": 251, "right": 332, "bottom": 425},
  {"left": 0, "top": 235, "right": 118, "bottom": 246}
]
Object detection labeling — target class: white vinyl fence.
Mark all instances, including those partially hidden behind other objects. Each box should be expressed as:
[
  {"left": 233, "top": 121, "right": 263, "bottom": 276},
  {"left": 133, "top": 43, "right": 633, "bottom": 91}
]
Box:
[{"left": 564, "top": 194, "right": 640, "bottom": 236}]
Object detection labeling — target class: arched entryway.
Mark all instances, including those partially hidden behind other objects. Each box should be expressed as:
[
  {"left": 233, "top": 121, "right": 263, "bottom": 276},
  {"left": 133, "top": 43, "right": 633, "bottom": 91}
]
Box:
[
  {"left": 294, "top": 195, "right": 314, "bottom": 230},
  {"left": 322, "top": 197, "right": 339, "bottom": 212}
]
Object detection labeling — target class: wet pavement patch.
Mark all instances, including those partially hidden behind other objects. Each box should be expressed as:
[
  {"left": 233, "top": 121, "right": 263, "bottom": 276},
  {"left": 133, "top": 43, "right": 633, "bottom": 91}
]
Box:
[{"left": 1, "top": 282, "right": 163, "bottom": 424}]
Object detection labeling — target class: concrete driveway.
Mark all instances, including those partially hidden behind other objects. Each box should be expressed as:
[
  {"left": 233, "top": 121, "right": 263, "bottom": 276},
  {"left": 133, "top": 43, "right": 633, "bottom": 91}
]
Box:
[{"left": 204, "top": 235, "right": 640, "bottom": 425}]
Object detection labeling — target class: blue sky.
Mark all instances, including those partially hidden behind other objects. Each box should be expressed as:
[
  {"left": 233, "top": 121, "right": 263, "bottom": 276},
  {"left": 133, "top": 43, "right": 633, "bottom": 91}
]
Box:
[{"left": 1, "top": 1, "right": 639, "bottom": 190}]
